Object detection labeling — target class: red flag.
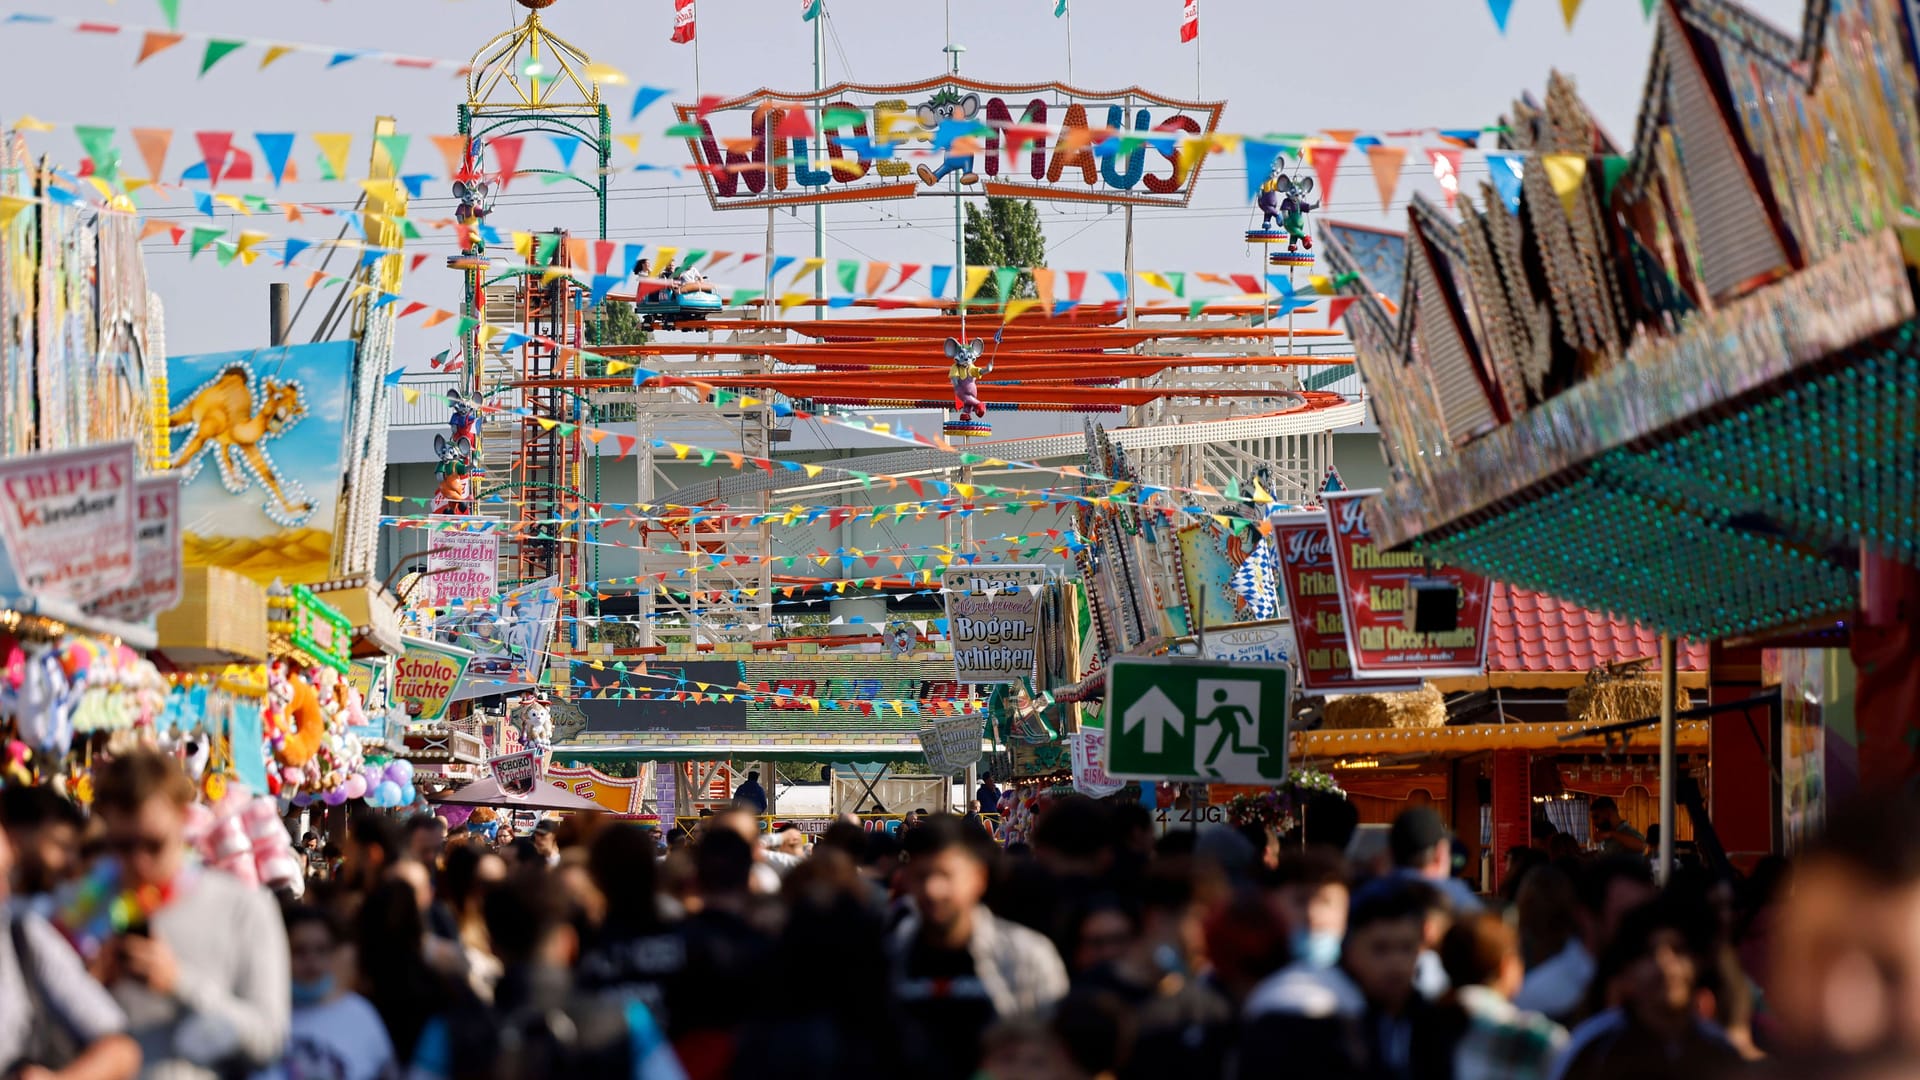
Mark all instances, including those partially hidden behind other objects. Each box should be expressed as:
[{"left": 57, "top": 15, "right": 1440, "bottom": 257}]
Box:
[
  {"left": 1180, "top": 0, "right": 1199, "bottom": 42},
  {"left": 671, "top": 0, "right": 697, "bottom": 44},
  {"left": 1327, "top": 297, "right": 1357, "bottom": 326}
]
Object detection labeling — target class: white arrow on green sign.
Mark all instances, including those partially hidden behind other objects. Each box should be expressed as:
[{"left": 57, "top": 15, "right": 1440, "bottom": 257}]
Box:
[{"left": 1103, "top": 656, "right": 1292, "bottom": 784}]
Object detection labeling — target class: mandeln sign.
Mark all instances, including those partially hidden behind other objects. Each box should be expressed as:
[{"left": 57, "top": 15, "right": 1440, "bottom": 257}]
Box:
[
  {"left": 677, "top": 77, "right": 1225, "bottom": 210},
  {"left": 425, "top": 521, "right": 499, "bottom": 608}
]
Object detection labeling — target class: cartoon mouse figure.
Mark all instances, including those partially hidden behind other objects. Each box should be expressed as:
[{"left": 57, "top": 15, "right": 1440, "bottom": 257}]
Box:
[
  {"left": 946, "top": 337, "right": 991, "bottom": 420},
  {"left": 430, "top": 433, "right": 475, "bottom": 516},
  {"left": 446, "top": 388, "right": 481, "bottom": 446},
  {"left": 1257, "top": 156, "right": 1319, "bottom": 252},
  {"left": 916, "top": 89, "right": 983, "bottom": 187}
]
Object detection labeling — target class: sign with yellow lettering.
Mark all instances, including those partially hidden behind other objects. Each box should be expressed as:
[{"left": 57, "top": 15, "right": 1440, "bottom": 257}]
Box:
[
  {"left": 394, "top": 636, "right": 472, "bottom": 721},
  {"left": 1322, "top": 491, "right": 1493, "bottom": 680}
]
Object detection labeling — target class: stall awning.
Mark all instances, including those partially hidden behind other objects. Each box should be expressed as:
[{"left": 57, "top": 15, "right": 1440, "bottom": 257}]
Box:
[{"left": 431, "top": 775, "right": 608, "bottom": 811}]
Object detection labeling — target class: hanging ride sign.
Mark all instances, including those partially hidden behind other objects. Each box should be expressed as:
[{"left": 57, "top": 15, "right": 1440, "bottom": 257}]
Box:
[{"left": 1101, "top": 657, "right": 1292, "bottom": 784}]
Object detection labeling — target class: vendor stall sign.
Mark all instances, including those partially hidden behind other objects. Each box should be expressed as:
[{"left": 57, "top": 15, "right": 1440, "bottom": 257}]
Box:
[
  {"left": 918, "top": 715, "right": 985, "bottom": 776},
  {"left": 488, "top": 749, "right": 543, "bottom": 798},
  {"left": 285, "top": 584, "right": 352, "bottom": 673},
  {"left": 1322, "top": 491, "right": 1494, "bottom": 680},
  {"left": 425, "top": 523, "right": 498, "bottom": 609},
  {"left": 943, "top": 565, "right": 1047, "bottom": 685},
  {"left": 1071, "top": 730, "right": 1126, "bottom": 798},
  {"left": 395, "top": 636, "right": 472, "bottom": 721},
  {"left": 1272, "top": 510, "right": 1383, "bottom": 693},
  {"left": 1199, "top": 619, "right": 1294, "bottom": 666},
  {"left": 679, "top": 77, "right": 1224, "bottom": 211},
  {"left": 85, "top": 474, "right": 183, "bottom": 622},
  {"left": 0, "top": 441, "right": 137, "bottom": 605},
  {"left": 440, "top": 575, "right": 560, "bottom": 688}
]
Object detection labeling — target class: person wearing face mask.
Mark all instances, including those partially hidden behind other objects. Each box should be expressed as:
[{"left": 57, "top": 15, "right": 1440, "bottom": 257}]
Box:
[
  {"left": 1265, "top": 848, "right": 1350, "bottom": 971},
  {"left": 259, "top": 906, "right": 393, "bottom": 1080}
]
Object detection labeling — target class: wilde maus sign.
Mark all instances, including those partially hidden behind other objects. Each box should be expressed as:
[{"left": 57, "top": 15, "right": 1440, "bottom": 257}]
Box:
[{"left": 677, "top": 77, "right": 1224, "bottom": 211}]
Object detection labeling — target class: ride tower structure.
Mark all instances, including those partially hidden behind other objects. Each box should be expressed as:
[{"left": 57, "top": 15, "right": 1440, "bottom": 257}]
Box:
[{"left": 454, "top": 0, "right": 612, "bottom": 646}]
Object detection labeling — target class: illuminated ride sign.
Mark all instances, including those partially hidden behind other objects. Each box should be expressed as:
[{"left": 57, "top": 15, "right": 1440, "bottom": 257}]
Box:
[{"left": 677, "top": 76, "right": 1225, "bottom": 210}]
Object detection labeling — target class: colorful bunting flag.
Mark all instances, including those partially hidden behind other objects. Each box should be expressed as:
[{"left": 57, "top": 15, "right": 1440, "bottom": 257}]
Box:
[
  {"left": 1366, "top": 144, "right": 1406, "bottom": 211},
  {"left": 200, "top": 38, "right": 245, "bottom": 76},
  {"left": 137, "top": 30, "right": 183, "bottom": 64},
  {"left": 1488, "top": 0, "right": 1515, "bottom": 32}
]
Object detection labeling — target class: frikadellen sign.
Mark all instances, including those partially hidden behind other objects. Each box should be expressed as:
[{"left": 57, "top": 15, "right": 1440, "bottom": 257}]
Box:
[
  {"left": 677, "top": 77, "right": 1225, "bottom": 210},
  {"left": 1321, "top": 490, "right": 1494, "bottom": 681}
]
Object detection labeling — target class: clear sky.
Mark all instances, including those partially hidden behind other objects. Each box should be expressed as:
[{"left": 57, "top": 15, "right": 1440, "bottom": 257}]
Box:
[{"left": 1, "top": 0, "right": 1808, "bottom": 359}]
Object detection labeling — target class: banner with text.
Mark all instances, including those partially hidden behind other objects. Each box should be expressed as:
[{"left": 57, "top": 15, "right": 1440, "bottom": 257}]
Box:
[
  {"left": 943, "top": 564, "right": 1048, "bottom": 684},
  {"left": 1322, "top": 491, "right": 1493, "bottom": 680},
  {"left": 425, "top": 522, "right": 499, "bottom": 608},
  {"left": 395, "top": 636, "right": 473, "bottom": 720},
  {"left": 0, "top": 442, "right": 138, "bottom": 605},
  {"left": 1271, "top": 510, "right": 1375, "bottom": 693},
  {"left": 86, "top": 475, "right": 184, "bottom": 622}
]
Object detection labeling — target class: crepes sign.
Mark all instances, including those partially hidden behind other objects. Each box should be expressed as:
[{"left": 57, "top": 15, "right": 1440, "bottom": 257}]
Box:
[{"left": 0, "top": 442, "right": 138, "bottom": 605}]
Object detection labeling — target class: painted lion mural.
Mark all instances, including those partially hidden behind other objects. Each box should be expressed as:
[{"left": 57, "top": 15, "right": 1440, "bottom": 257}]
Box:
[{"left": 169, "top": 365, "right": 314, "bottom": 525}]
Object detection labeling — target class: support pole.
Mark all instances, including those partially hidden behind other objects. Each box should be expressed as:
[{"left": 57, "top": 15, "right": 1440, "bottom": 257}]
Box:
[
  {"left": 269, "top": 283, "right": 290, "bottom": 347},
  {"left": 812, "top": 5, "right": 826, "bottom": 320},
  {"left": 1658, "top": 634, "right": 1677, "bottom": 885}
]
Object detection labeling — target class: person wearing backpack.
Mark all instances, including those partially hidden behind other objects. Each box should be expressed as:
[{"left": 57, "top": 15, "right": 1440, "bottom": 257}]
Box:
[
  {"left": 0, "top": 813, "right": 141, "bottom": 1080},
  {"left": 407, "top": 870, "right": 684, "bottom": 1080}
]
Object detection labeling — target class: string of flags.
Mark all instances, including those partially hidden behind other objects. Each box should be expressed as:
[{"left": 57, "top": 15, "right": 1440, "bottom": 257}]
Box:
[{"left": 1486, "top": 0, "right": 1656, "bottom": 33}]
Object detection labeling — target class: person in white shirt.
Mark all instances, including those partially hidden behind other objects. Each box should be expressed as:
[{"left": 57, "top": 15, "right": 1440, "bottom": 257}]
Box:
[
  {"left": 259, "top": 906, "right": 393, "bottom": 1080},
  {"left": 1515, "top": 855, "right": 1654, "bottom": 1024}
]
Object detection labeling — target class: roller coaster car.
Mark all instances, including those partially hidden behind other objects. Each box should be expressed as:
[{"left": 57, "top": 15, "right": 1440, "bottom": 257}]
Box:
[{"left": 635, "top": 279, "right": 723, "bottom": 330}]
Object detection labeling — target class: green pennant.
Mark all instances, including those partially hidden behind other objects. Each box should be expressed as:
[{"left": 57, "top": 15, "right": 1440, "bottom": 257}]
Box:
[
  {"left": 200, "top": 39, "right": 245, "bottom": 76},
  {"left": 835, "top": 259, "right": 859, "bottom": 293},
  {"left": 959, "top": 452, "right": 982, "bottom": 464},
  {"left": 728, "top": 288, "right": 764, "bottom": 305},
  {"left": 74, "top": 126, "right": 120, "bottom": 183},
  {"left": 1223, "top": 476, "right": 1241, "bottom": 500},
  {"left": 242, "top": 194, "right": 273, "bottom": 212},
  {"left": 187, "top": 225, "right": 225, "bottom": 257},
  {"left": 156, "top": 0, "right": 181, "bottom": 29},
  {"left": 699, "top": 449, "right": 716, "bottom": 466},
  {"left": 534, "top": 233, "right": 561, "bottom": 265},
  {"left": 1188, "top": 299, "right": 1208, "bottom": 318},
  {"left": 402, "top": 217, "right": 424, "bottom": 240},
  {"left": 375, "top": 133, "right": 411, "bottom": 171},
  {"left": 1640, "top": 0, "right": 1654, "bottom": 15},
  {"left": 1600, "top": 155, "right": 1631, "bottom": 201},
  {"left": 912, "top": 556, "right": 927, "bottom": 569},
  {"left": 824, "top": 105, "right": 865, "bottom": 128},
  {"left": 213, "top": 239, "right": 239, "bottom": 266},
  {"left": 850, "top": 471, "right": 872, "bottom": 489},
  {"left": 456, "top": 316, "right": 479, "bottom": 335},
  {"left": 664, "top": 122, "right": 702, "bottom": 138},
  {"left": 1165, "top": 271, "right": 1186, "bottom": 297},
  {"left": 681, "top": 249, "right": 708, "bottom": 267},
  {"left": 555, "top": 423, "right": 577, "bottom": 437},
  {"left": 992, "top": 266, "right": 1018, "bottom": 301}
]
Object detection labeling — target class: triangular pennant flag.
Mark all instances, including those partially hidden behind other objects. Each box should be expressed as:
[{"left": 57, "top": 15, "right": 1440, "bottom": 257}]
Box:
[
  {"left": 835, "top": 259, "right": 859, "bottom": 294},
  {"left": 963, "top": 266, "right": 991, "bottom": 301},
  {"left": 1427, "top": 147, "right": 1463, "bottom": 208},
  {"left": 156, "top": 0, "right": 181, "bottom": 29},
  {"left": 259, "top": 44, "right": 295, "bottom": 69},
  {"left": 130, "top": 127, "right": 172, "bottom": 182},
  {"left": 1486, "top": 152, "right": 1525, "bottom": 213},
  {"left": 194, "top": 131, "right": 235, "bottom": 187},
  {"left": 864, "top": 261, "right": 890, "bottom": 295},
  {"left": 256, "top": 133, "right": 295, "bottom": 187},
  {"left": 1327, "top": 297, "right": 1357, "bottom": 325},
  {"left": 1243, "top": 139, "right": 1288, "bottom": 203},
  {"left": 137, "top": 30, "right": 184, "bottom": 65},
  {"left": 1365, "top": 144, "right": 1406, "bottom": 211},
  {"left": 489, "top": 136, "right": 525, "bottom": 188},
  {"left": 74, "top": 126, "right": 120, "bottom": 183},
  {"left": 1542, "top": 154, "right": 1588, "bottom": 214},
  {"left": 548, "top": 135, "right": 581, "bottom": 171},
  {"left": 313, "top": 133, "right": 353, "bottom": 182},
  {"left": 200, "top": 39, "right": 245, "bottom": 76},
  {"left": 430, "top": 134, "right": 468, "bottom": 179},
  {"left": 1300, "top": 144, "right": 1344, "bottom": 209},
  {"left": 991, "top": 266, "right": 1019, "bottom": 302},
  {"left": 375, "top": 133, "right": 411, "bottom": 173},
  {"left": 1487, "top": 0, "right": 1515, "bottom": 32},
  {"left": 1560, "top": 0, "right": 1583, "bottom": 29}
]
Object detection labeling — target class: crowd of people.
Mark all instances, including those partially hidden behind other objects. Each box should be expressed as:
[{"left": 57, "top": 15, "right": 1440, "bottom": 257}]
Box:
[{"left": 3, "top": 749, "right": 1919, "bottom": 1079}]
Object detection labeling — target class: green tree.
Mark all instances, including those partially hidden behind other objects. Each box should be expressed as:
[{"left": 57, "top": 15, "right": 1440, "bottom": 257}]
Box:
[{"left": 963, "top": 197, "right": 1047, "bottom": 301}]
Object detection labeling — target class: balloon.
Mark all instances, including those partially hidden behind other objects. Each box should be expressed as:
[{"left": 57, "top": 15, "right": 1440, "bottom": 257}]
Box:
[
  {"left": 374, "top": 781, "right": 402, "bottom": 807},
  {"left": 290, "top": 792, "right": 312, "bottom": 807},
  {"left": 343, "top": 774, "right": 368, "bottom": 800},
  {"left": 322, "top": 787, "right": 348, "bottom": 806},
  {"left": 385, "top": 759, "right": 414, "bottom": 787}
]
